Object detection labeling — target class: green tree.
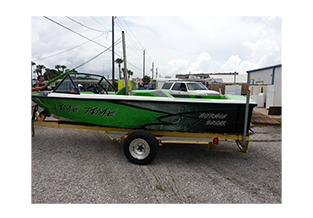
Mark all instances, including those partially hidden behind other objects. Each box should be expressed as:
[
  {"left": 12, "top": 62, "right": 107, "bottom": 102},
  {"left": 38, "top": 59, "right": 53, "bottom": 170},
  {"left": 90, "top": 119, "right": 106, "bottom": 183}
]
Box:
[
  {"left": 60, "top": 65, "right": 66, "bottom": 73},
  {"left": 127, "top": 69, "right": 133, "bottom": 80},
  {"left": 44, "top": 68, "right": 51, "bottom": 80},
  {"left": 34, "top": 65, "right": 45, "bottom": 77},
  {"left": 55, "top": 65, "right": 61, "bottom": 72},
  {"left": 143, "top": 75, "right": 150, "bottom": 85},
  {"left": 115, "top": 58, "right": 123, "bottom": 79},
  {"left": 122, "top": 68, "right": 134, "bottom": 80},
  {"left": 44, "top": 68, "right": 60, "bottom": 80}
]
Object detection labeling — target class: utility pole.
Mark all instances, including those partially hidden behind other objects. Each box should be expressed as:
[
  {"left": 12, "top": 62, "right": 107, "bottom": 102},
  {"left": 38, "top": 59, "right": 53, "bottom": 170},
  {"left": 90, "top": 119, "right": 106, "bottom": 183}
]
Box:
[
  {"left": 143, "top": 50, "right": 145, "bottom": 78},
  {"left": 112, "top": 16, "right": 115, "bottom": 85},
  {"left": 156, "top": 67, "right": 158, "bottom": 79},
  {"left": 122, "top": 31, "right": 128, "bottom": 95},
  {"left": 151, "top": 62, "right": 154, "bottom": 79}
]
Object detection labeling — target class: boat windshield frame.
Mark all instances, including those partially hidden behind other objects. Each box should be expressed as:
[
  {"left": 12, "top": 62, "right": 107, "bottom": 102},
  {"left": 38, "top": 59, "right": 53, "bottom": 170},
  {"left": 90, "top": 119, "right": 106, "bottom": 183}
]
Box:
[{"left": 53, "top": 72, "right": 116, "bottom": 94}]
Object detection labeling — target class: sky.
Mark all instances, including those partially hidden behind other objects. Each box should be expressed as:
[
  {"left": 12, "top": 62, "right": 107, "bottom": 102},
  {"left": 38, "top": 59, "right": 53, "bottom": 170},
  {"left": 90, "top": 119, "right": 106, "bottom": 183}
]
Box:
[{"left": 31, "top": 16, "right": 281, "bottom": 80}]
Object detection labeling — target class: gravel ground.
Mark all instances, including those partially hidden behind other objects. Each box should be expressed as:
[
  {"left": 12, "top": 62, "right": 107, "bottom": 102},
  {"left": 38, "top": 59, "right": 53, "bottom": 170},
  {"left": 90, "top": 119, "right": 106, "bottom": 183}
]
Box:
[{"left": 31, "top": 124, "right": 281, "bottom": 204}]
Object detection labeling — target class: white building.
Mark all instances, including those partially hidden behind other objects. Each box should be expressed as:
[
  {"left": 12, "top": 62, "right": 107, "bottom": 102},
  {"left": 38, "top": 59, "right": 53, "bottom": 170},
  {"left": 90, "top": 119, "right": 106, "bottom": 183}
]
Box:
[
  {"left": 246, "top": 64, "right": 281, "bottom": 85},
  {"left": 209, "top": 74, "right": 247, "bottom": 84},
  {"left": 246, "top": 64, "right": 282, "bottom": 110}
]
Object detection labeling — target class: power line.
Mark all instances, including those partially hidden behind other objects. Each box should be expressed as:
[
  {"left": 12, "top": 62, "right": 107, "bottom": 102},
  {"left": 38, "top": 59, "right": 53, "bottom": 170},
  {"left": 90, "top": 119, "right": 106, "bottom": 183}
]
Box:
[
  {"left": 91, "top": 16, "right": 111, "bottom": 32},
  {"left": 113, "top": 50, "right": 142, "bottom": 72},
  {"left": 66, "top": 16, "right": 109, "bottom": 33},
  {"left": 74, "top": 37, "right": 122, "bottom": 69},
  {"left": 74, "top": 49, "right": 109, "bottom": 69},
  {"left": 120, "top": 17, "right": 145, "bottom": 50},
  {"left": 146, "top": 51, "right": 154, "bottom": 64},
  {"left": 117, "top": 17, "right": 155, "bottom": 72},
  {"left": 33, "top": 32, "right": 106, "bottom": 62},
  {"left": 43, "top": 16, "right": 108, "bottom": 49},
  {"left": 115, "top": 18, "right": 143, "bottom": 54},
  {"left": 114, "top": 18, "right": 147, "bottom": 73}
]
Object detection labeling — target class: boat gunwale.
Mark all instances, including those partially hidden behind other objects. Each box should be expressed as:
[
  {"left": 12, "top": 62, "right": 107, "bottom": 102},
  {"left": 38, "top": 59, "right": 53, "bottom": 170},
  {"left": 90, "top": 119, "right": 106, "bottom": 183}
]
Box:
[{"left": 32, "top": 92, "right": 257, "bottom": 105}]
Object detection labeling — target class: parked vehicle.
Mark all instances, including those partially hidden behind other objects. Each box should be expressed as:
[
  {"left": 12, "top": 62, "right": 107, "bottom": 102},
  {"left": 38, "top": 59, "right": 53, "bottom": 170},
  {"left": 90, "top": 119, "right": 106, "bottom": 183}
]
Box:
[{"left": 161, "top": 81, "right": 220, "bottom": 97}]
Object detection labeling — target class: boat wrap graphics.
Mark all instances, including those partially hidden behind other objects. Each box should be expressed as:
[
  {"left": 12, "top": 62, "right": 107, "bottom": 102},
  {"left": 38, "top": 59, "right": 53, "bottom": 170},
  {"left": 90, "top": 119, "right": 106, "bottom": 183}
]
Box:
[{"left": 32, "top": 92, "right": 255, "bottom": 134}]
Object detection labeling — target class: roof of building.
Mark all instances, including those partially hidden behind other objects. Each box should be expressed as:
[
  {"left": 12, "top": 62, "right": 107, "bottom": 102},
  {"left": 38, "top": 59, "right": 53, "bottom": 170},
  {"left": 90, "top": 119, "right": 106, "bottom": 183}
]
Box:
[{"left": 246, "top": 64, "right": 282, "bottom": 73}]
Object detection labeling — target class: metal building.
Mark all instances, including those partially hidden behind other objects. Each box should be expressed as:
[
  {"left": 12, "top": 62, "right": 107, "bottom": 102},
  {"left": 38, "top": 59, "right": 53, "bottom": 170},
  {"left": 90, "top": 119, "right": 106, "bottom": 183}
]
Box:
[{"left": 246, "top": 64, "right": 281, "bottom": 85}]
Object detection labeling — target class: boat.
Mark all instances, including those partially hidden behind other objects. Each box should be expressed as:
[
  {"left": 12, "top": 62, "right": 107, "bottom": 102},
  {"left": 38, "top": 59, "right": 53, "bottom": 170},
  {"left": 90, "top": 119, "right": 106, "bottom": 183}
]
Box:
[{"left": 32, "top": 72, "right": 257, "bottom": 134}]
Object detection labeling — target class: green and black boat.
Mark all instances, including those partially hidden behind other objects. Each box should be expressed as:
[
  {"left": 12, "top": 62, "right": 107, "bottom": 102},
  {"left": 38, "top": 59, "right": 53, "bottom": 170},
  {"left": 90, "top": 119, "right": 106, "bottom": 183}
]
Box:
[{"left": 32, "top": 72, "right": 257, "bottom": 134}]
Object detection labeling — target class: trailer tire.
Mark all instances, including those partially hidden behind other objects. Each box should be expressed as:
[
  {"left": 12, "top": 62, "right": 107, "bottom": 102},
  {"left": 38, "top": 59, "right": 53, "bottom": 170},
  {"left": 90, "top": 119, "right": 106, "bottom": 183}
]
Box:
[{"left": 123, "top": 130, "right": 158, "bottom": 165}]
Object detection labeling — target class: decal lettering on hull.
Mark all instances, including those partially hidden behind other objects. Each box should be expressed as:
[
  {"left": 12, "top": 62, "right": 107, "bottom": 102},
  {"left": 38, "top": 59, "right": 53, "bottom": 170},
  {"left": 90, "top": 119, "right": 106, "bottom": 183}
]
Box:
[
  {"left": 198, "top": 113, "right": 228, "bottom": 119},
  {"left": 54, "top": 104, "right": 80, "bottom": 113},
  {"left": 83, "top": 107, "right": 119, "bottom": 117},
  {"left": 206, "top": 120, "right": 227, "bottom": 126},
  {"left": 199, "top": 112, "right": 228, "bottom": 126},
  {"left": 53, "top": 104, "right": 118, "bottom": 117}
]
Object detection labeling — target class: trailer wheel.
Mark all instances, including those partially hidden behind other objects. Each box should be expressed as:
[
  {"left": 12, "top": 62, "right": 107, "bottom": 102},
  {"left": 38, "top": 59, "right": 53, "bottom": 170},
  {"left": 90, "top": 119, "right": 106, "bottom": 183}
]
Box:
[{"left": 123, "top": 130, "right": 158, "bottom": 165}]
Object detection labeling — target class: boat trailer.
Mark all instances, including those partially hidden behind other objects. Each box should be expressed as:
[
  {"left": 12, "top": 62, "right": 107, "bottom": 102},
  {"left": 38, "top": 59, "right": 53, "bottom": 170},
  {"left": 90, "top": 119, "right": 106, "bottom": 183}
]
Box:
[{"left": 32, "top": 91, "right": 253, "bottom": 165}]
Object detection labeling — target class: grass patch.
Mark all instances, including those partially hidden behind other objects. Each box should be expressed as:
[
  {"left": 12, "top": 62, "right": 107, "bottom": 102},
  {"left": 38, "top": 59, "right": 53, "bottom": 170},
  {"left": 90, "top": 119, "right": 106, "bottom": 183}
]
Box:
[
  {"left": 155, "top": 184, "right": 165, "bottom": 191},
  {"left": 273, "top": 118, "right": 282, "bottom": 129}
]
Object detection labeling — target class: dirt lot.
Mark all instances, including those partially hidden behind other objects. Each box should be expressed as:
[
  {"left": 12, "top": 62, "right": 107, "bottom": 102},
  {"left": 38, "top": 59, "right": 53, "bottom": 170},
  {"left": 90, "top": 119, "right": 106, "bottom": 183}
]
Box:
[{"left": 31, "top": 124, "right": 281, "bottom": 204}]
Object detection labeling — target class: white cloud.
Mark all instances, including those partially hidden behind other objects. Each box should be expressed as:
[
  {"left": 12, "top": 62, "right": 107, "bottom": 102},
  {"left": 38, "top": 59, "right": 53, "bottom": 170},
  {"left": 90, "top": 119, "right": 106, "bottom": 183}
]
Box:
[
  {"left": 243, "top": 16, "right": 281, "bottom": 67},
  {"left": 164, "top": 52, "right": 212, "bottom": 77},
  {"left": 166, "top": 59, "right": 190, "bottom": 76},
  {"left": 188, "top": 52, "right": 212, "bottom": 72},
  {"left": 31, "top": 16, "right": 281, "bottom": 79},
  {"left": 219, "top": 55, "right": 258, "bottom": 74},
  {"left": 243, "top": 38, "right": 281, "bottom": 67}
]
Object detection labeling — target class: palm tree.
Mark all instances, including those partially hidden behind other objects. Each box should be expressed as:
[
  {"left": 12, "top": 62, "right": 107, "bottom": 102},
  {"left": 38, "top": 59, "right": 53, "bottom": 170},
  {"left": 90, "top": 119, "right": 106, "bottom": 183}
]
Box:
[
  {"left": 55, "top": 65, "right": 61, "bottom": 72},
  {"left": 60, "top": 65, "right": 66, "bottom": 73},
  {"left": 127, "top": 69, "right": 133, "bottom": 80},
  {"left": 44, "top": 68, "right": 51, "bottom": 80},
  {"left": 115, "top": 58, "right": 123, "bottom": 79},
  {"left": 122, "top": 68, "right": 134, "bottom": 80},
  {"left": 35, "top": 65, "right": 45, "bottom": 76}
]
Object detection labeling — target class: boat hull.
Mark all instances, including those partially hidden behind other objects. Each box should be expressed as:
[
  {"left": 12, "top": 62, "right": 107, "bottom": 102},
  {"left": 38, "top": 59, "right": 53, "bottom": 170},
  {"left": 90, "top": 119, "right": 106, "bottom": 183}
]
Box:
[{"left": 32, "top": 92, "right": 256, "bottom": 134}]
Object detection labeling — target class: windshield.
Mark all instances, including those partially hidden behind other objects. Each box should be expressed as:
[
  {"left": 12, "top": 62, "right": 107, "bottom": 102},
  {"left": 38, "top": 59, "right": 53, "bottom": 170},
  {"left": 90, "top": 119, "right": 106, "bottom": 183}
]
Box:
[
  {"left": 70, "top": 73, "right": 115, "bottom": 92},
  {"left": 187, "top": 83, "right": 208, "bottom": 90}
]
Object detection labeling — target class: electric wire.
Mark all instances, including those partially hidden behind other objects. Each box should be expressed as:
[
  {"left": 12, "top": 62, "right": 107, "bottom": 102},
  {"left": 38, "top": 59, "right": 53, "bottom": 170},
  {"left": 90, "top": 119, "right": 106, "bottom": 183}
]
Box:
[
  {"left": 66, "top": 16, "right": 109, "bottom": 33},
  {"left": 113, "top": 50, "right": 142, "bottom": 72},
  {"left": 114, "top": 18, "right": 146, "bottom": 72},
  {"left": 121, "top": 16, "right": 145, "bottom": 50},
  {"left": 74, "top": 37, "right": 122, "bottom": 69},
  {"left": 119, "top": 16, "right": 155, "bottom": 66},
  {"left": 115, "top": 16, "right": 155, "bottom": 73},
  {"left": 91, "top": 16, "right": 111, "bottom": 32},
  {"left": 43, "top": 16, "right": 108, "bottom": 49},
  {"left": 115, "top": 18, "right": 143, "bottom": 54},
  {"left": 42, "top": 16, "right": 143, "bottom": 75},
  {"left": 33, "top": 32, "right": 106, "bottom": 62}
]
